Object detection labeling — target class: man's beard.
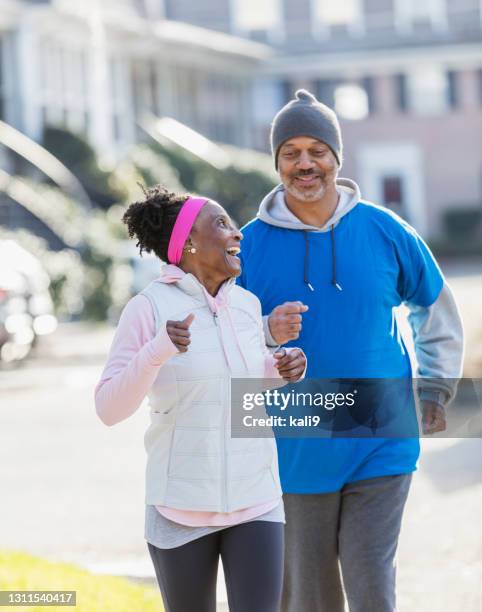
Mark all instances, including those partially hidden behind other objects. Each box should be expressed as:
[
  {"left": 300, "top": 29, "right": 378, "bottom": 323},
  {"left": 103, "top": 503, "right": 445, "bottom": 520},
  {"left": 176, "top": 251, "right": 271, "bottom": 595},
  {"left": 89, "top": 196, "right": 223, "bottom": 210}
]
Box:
[{"left": 284, "top": 173, "right": 328, "bottom": 202}]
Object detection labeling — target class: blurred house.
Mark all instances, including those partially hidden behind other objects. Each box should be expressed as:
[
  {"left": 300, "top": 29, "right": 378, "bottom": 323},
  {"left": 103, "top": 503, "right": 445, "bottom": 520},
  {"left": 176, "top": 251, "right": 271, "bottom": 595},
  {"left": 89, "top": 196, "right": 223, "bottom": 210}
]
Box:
[
  {"left": 166, "top": 0, "right": 482, "bottom": 239},
  {"left": 0, "top": 0, "right": 268, "bottom": 155},
  {"left": 0, "top": 0, "right": 481, "bottom": 239},
  {"left": 0, "top": 0, "right": 269, "bottom": 245}
]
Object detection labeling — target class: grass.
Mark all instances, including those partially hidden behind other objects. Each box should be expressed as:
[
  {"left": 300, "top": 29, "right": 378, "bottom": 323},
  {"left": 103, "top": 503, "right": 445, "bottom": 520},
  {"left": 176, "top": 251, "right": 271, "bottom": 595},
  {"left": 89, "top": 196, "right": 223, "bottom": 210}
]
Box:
[{"left": 0, "top": 551, "right": 163, "bottom": 611}]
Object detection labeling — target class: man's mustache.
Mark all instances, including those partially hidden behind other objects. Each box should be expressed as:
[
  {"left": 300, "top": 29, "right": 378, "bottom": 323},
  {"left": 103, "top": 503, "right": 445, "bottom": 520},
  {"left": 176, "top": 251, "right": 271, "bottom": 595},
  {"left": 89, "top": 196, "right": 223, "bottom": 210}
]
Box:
[{"left": 291, "top": 171, "right": 324, "bottom": 179}]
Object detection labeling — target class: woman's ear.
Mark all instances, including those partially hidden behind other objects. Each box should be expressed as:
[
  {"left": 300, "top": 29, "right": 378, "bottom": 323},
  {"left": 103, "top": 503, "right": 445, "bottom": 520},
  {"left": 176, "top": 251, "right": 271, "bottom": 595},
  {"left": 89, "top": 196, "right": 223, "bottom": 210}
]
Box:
[{"left": 183, "top": 237, "right": 197, "bottom": 254}]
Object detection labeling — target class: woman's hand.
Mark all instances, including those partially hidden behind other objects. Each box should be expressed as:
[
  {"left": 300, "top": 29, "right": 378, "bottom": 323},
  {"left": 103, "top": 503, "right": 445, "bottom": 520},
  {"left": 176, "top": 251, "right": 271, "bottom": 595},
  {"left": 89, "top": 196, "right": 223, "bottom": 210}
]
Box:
[
  {"left": 166, "top": 314, "right": 194, "bottom": 353},
  {"left": 274, "top": 348, "right": 306, "bottom": 382}
]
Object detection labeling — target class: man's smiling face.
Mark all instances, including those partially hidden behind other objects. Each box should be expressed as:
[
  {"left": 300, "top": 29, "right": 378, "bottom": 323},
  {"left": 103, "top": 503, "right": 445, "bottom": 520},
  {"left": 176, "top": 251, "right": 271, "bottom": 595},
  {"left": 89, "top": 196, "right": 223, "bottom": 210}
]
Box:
[{"left": 277, "top": 136, "right": 339, "bottom": 203}]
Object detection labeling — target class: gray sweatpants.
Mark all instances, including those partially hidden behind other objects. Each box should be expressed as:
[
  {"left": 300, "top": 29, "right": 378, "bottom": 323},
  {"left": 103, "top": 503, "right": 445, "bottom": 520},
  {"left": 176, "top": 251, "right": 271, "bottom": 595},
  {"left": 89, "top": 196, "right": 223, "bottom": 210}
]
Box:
[{"left": 281, "top": 474, "right": 412, "bottom": 612}]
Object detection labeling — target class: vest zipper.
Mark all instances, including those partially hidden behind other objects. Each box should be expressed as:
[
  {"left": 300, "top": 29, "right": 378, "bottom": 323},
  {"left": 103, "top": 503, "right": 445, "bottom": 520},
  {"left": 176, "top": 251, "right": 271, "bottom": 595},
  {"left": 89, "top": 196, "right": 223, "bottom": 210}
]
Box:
[
  {"left": 221, "top": 377, "right": 228, "bottom": 512},
  {"left": 215, "top": 312, "right": 228, "bottom": 512},
  {"left": 207, "top": 303, "right": 228, "bottom": 512}
]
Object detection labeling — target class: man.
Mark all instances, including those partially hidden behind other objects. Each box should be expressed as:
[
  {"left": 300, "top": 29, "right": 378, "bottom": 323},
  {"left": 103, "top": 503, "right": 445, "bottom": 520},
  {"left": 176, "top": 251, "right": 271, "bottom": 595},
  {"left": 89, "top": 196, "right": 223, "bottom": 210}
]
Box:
[{"left": 237, "top": 89, "right": 464, "bottom": 612}]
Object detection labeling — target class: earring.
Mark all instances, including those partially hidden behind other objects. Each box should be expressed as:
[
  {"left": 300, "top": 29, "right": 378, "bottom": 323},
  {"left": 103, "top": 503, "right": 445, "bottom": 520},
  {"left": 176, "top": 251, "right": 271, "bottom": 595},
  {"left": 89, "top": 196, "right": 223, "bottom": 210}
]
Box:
[{"left": 189, "top": 247, "right": 197, "bottom": 254}]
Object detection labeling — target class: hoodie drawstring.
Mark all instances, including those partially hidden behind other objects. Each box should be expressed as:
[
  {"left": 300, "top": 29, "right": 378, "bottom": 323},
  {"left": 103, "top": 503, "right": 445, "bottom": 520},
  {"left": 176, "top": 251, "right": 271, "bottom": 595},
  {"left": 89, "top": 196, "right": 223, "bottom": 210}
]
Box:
[
  {"left": 203, "top": 290, "right": 251, "bottom": 375},
  {"left": 225, "top": 307, "right": 251, "bottom": 374},
  {"left": 303, "top": 226, "right": 342, "bottom": 292},
  {"left": 211, "top": 305, "right": 236, "bottom": 373},
  {"left": 330, "top": 225, "right": 343, "bottom": 291},
  {"left": 303, "top": 231, "right": 314, "bottom": 292},
  {"left": 163, "top": 272, "right": 251, "bottom": 374}
]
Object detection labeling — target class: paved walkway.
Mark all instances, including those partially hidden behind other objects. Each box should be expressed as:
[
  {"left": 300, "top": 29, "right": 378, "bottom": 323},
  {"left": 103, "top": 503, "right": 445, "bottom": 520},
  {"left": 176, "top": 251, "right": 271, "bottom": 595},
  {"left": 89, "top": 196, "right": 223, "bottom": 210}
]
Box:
[{"left": 1, "top": 264, "right": 481, "bottom": 610}]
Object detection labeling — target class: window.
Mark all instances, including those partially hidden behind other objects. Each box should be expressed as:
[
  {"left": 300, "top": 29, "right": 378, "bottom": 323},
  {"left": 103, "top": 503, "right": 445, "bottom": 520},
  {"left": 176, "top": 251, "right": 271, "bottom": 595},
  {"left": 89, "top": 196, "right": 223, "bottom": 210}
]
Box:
[
  {"left": 280, "top": 80, "right": 295, "bottom": 105},
  {"left": 395, "top": 0, "right": 447, "bottom": 32},
  {"left": 252, "top": 79, "right": 285, "bottom": 124},
  {"left": 61, "top": 48, "right": 89, "bottom": 134},
  {"left": 231, "top": 0, "right": 281, "bottom": 34},
  {"left": 315, "top": 78, "right": 373, "bottom": 119},
  {"left": 251, "top": 78, "right": 286, "bottom": 148},
  {"left": 405, "top": 0, "right": 435, "bottom": 20},
  {"left": 362, "top": 77, "right": 376, "bottom": 114},
  {"left": 358, "top": 143, "right": 425, "bottom": 231},
  {"left": 364, "top": 0, "right": 396, "bottom": 32},
  {"left": 142, "top": 0, "right": 165, "bottom": 19},
  {"left": 406, "top": 67, "right": 450, "bottom": 115},
  {"left": 334, "top": 84, "right": 369, "bottom": 120},
  {"left": 382, "top": 175, "right": 412, "bottom": 221},
  {"left": 396, "top": 69, "right": 455, "bottom": 115},
  {"left": 383, "top": 176, "right": 404, "bottom": 210},
  {"left": 447, "top": 70, "right": 458, "bottom": 109},
  {"left": 0, "top": 37, "right": 4, "bottom": 121},
  {"left": 312, "top": 0, "right": 363, "bottom": 36},
  {"left": 39, "top": 42, "right": 89, "bottom": 135},
  {"left": 40, "top": 43, "right": 62, "bottom": 125},
  {"left": 110, "top": 58, "right": 131, "bottom": 143},
  {"left": 172, "top": 65, "right": 203, "bottom": 131},
  {"left": 446, "top": 0, "right": 481, "bottom": 34},
  {"left": 395, "top": 74, "right": 408, "bottom": 112},
  {"left": 313, "top": 0, "right": 361, "bottom": 25},
  {"left": 203, "top": 75, "right": 240, "bottom": 145},
  {"left": 94, "top": 0, "right": 141, "bottom": 16},
  {"left": 181, "top": 70, "right": 241, "bottom": 145},
  {"left": 131, "top": 60, "right": 159, "bottom": 120},
  {"left": 315, "top": 79, "right": 340, "bottom": 108}
]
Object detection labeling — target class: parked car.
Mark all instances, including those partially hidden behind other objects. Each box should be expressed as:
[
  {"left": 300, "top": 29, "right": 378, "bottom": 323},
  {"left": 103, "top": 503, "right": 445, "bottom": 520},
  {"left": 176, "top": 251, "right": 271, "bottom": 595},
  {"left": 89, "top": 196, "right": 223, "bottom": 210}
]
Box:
[
  {"left": 0, "top": 265, "right": 34, "bottom": 362},
  {"left": 0, "top": 240, "right": 57, "bottom": 363}
]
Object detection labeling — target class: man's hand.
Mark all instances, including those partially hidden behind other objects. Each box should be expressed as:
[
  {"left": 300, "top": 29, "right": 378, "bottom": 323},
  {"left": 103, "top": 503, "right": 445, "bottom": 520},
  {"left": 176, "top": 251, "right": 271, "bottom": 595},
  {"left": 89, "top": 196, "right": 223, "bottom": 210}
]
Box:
[
  {"left": 268, "top": 301, "right": 309, "bottom": 345},
  {"left": 274, "top": 348, "right": 306, "bottom": 382},
  {"left": 421, "top": 400, "right": 446, "bottom": 435},
  {"left": 166, "top": 314, "right": 195, "bottom": 353}
]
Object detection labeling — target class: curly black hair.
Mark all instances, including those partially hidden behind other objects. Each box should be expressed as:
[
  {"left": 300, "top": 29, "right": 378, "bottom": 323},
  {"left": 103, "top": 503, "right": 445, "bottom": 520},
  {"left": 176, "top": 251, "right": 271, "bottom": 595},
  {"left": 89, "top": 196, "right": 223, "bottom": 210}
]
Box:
[{"left": 122, "top": 184, "right": 190, "bottom": 262}]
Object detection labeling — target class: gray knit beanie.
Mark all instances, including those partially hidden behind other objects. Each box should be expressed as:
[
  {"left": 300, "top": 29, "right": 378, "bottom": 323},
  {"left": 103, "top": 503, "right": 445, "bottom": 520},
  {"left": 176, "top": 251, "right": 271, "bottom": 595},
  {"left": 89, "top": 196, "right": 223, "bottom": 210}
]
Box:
[{"left": 270, "top": 89, "right": 343, "bottom": 169}]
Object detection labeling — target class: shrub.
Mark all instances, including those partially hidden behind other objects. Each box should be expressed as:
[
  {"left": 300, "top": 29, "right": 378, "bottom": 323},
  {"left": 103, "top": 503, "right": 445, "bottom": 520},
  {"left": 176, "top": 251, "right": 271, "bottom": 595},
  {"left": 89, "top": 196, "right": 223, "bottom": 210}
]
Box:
[
  {"left": 147, "top": 141, "right": 277, "bottom": 226},
  {"left": 42, "top": 127, "right": 127, "bottom": 209},
  {"left": 443, "top": 207, "right": 482, "bottom": 240}
]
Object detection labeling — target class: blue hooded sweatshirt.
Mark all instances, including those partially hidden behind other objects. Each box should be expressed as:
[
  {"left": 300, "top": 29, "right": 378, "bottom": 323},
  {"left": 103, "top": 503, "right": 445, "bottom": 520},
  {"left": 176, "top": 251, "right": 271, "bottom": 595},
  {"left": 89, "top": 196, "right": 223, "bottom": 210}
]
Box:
[{"left": 236, "top": 178, "right": 455, "bottom": 493}]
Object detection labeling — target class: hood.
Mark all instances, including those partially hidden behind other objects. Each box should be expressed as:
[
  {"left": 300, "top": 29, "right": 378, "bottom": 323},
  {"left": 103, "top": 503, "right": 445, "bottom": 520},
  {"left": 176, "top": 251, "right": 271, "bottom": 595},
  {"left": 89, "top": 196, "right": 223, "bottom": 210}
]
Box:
[
  {"left": 257, "top": 177, "right": 361, "bottom": 232},
  {"left": 156, "top": 264, "right": 234, "bottom": 310},
  {"left": 156, "top": 264, "right": 249, "bottom": 372},
  {"left": 255, "top": 178, "right": 362, "bottom": 293}
]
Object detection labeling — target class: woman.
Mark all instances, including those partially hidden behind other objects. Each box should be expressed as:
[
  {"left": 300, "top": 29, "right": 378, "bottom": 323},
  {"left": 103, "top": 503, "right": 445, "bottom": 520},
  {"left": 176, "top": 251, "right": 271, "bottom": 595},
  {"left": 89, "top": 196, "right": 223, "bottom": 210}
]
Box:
[{"left": 94, "top": 185, "right": 306, "bottom": 612}]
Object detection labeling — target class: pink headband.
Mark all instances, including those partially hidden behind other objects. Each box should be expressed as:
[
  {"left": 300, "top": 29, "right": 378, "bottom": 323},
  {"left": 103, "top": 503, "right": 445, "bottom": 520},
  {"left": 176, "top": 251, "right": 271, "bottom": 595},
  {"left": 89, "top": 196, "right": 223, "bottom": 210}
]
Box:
[{"left": 167, "top": 197, "right": 208, "bottom": 264}]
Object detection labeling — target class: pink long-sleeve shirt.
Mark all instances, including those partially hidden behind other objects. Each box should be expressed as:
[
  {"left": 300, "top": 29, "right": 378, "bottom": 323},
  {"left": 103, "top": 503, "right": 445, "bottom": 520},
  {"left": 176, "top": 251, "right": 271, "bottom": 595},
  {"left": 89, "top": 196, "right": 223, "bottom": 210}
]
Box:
[{"left": 95, "top": 269, "right": 293, "bottom": 527}]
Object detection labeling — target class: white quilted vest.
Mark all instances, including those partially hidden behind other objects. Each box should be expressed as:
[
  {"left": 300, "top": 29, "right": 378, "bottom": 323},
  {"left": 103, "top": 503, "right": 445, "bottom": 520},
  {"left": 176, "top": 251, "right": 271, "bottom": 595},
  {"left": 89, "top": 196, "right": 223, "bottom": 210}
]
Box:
[{"left": 140, "top": 273, "right": 282, "bottom": 512}]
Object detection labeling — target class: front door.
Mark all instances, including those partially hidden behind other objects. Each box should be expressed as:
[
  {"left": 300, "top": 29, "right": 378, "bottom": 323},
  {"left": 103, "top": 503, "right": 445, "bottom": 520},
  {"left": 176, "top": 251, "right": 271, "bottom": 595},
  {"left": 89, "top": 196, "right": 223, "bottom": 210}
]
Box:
[{"left": 357, "top": 142, "right": 426, "bottom": 235}]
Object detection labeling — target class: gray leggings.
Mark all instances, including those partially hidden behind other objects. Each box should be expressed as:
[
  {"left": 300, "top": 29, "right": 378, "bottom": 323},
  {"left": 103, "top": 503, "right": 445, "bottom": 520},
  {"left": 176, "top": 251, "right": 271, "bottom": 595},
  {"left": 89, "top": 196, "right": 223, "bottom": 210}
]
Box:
[{"left": 148, "top": 520, "right": 284, "bottom": 612}]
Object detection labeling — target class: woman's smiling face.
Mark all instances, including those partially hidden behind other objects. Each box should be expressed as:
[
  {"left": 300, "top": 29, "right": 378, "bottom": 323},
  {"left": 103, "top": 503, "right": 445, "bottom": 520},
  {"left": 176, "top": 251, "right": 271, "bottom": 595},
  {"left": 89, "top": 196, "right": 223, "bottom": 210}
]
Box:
[{"left": 186, "top": 201, "right": 243, "bottom": 282}]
